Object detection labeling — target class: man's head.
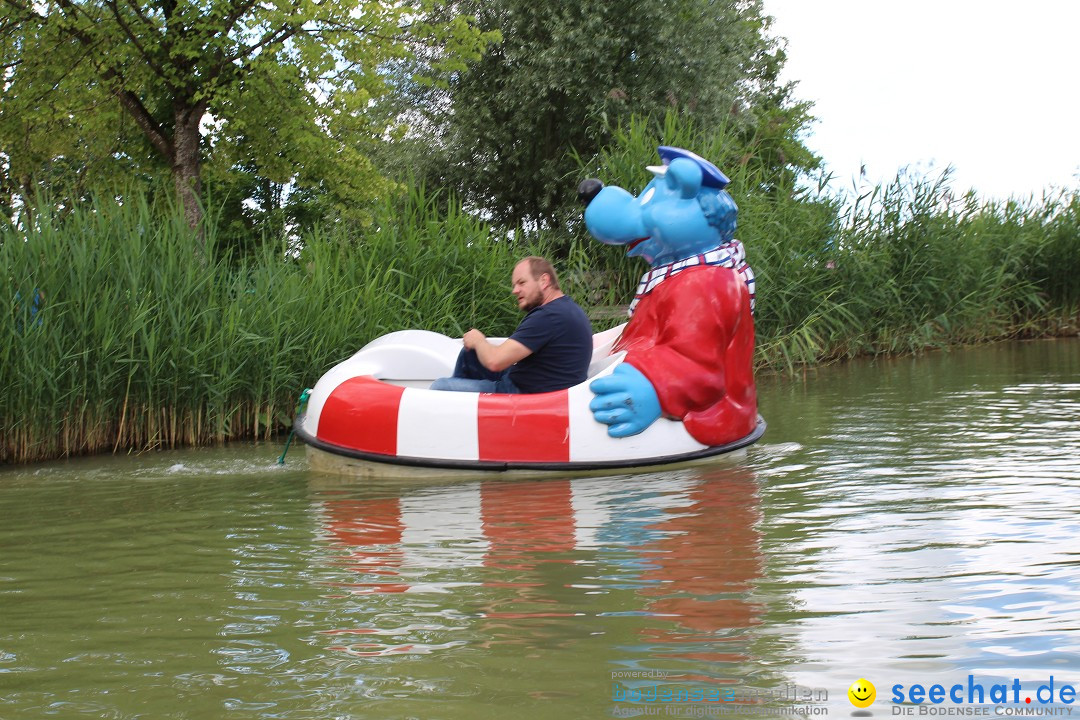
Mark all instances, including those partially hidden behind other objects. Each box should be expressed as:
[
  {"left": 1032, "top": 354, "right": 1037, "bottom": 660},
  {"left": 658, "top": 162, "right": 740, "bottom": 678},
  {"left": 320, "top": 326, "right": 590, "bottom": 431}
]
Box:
[{"left": 511, "top": 256, "right": 561, "bottom": 311}]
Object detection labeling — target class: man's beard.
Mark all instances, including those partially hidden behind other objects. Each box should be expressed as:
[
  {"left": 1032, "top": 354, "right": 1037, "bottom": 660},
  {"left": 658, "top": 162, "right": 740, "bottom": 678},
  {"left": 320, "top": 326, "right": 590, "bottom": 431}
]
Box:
[{"left": 520, "top": 291, "right": 543, "bottom": 311}]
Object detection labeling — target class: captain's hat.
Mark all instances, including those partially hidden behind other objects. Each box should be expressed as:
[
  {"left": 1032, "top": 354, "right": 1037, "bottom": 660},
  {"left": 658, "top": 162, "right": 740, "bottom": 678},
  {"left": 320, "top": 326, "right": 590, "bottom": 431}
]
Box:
[{"left": 646, "top": 146, "right": 730, "bottom": 190}]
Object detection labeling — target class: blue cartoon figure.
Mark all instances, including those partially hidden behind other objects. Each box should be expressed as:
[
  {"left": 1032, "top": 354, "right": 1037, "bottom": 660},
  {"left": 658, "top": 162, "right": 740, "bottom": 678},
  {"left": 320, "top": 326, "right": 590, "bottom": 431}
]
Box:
[{"left": 579, "top": 146, "right": 758, "bottom": 445}]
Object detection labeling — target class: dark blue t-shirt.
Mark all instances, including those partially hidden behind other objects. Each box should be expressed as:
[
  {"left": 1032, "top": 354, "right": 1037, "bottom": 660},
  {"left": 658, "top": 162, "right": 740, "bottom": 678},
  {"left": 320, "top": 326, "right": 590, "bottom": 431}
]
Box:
[{"left": 507, "top": 296, "right": 593, "bottom": 393}]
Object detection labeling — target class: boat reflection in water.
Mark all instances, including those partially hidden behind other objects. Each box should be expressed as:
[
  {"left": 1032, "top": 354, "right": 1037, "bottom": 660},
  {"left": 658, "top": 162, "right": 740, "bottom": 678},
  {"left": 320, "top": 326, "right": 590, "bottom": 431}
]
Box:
[{"left": 311, "top": 468, "right": 774, "bottom": 704}]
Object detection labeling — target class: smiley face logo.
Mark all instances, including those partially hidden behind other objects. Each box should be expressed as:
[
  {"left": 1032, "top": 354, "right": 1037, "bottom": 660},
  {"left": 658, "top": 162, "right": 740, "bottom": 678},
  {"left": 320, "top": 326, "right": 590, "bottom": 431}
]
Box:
[{"left": 848, "top": 678, "right": 876, "bottom": 708}]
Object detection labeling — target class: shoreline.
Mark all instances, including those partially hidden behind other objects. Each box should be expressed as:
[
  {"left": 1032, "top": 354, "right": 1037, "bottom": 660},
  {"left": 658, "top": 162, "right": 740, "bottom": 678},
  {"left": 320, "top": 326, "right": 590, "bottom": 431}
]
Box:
[{"left": 4, "top": 330, "right": 1077, "bottom": 468}]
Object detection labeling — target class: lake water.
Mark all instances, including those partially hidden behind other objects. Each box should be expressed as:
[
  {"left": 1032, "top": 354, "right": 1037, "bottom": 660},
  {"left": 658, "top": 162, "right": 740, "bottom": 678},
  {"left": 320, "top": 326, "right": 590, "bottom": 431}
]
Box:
[{"left": 1, "top": 339, "right": 1078, "bottom": 719}]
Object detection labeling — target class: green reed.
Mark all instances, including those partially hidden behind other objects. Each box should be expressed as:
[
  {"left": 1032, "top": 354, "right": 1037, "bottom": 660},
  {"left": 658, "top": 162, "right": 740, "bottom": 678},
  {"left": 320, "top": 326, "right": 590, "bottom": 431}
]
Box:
[
  {"left": 750, "top": 173, "right": 1080, "bottom": 371},
  {"left": 574, "top": 112, "right": 1080, "bottom": 373},
  {"left": 3, "top": 130, "right": 1078, "bottom": 464},
  {"left": 1, "top": 186, "right": 524, "bottom": 463}
]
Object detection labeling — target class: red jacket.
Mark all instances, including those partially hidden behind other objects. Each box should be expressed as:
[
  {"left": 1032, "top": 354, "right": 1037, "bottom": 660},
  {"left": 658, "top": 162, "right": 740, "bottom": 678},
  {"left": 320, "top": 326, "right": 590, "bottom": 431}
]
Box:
[{"left": 613, "top": 265, "right": 758, "bottom": 446}]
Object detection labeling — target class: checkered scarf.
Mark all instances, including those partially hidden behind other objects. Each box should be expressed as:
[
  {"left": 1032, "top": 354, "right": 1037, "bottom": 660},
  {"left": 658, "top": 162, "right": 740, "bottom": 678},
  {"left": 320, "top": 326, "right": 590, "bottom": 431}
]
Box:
[{"left": 627, "top": 240, "right": 756, "bottom": 316}]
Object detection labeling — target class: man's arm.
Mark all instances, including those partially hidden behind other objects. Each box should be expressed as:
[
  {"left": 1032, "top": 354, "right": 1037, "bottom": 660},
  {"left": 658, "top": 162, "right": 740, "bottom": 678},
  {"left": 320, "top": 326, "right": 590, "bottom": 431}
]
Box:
[{"left": 464, "top": 329, "right": 533, "bottom": 372}]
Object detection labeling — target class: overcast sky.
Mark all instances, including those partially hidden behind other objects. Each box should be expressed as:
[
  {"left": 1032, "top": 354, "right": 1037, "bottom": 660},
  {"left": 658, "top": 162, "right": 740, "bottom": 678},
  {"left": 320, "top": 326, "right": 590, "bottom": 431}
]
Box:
[{"left": 762, "top": 0, "right": 1080, "bottom": 202}]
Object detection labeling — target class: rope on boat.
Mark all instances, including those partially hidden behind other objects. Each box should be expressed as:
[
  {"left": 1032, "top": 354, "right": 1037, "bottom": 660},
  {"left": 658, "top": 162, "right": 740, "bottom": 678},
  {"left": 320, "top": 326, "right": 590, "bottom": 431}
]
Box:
[{"left": 277, "top": 388, "right": 312, "bottom": 465}]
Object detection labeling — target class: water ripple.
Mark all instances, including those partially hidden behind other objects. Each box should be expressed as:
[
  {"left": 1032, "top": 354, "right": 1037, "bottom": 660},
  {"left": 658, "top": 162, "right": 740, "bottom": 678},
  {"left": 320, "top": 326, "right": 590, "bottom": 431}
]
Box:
[{"left": 0, "top": 340, "right": 1077, "bottom": 716}]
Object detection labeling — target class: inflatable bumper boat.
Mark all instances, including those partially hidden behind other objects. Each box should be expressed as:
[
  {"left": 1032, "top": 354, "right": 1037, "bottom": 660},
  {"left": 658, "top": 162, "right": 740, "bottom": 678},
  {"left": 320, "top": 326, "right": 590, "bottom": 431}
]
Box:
[{"left": 293, "top": 324, "right": 765, "bottom": 478}]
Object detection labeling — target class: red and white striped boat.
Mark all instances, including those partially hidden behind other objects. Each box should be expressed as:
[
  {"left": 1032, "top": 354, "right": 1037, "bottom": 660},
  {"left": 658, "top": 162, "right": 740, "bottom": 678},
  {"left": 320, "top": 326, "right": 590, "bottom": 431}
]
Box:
[{"left": 295, "top": 324, "right": 765, "bottom": 477}]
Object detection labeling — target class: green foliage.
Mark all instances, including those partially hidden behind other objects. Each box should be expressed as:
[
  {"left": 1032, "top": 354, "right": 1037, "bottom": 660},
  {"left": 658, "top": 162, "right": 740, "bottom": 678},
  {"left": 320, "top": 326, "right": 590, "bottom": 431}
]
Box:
[
  {"left": 567, "top": 110, "right": 835, "bottom": 306},
  {"left": 0, "top": 0, "right": 498, "bottom": 235},
  {"left": 573, "top": 112, "right": 1078, "bottom": 372},
  {"left": 2, "top": 116, "right": 1078, "bottom": 465},
  {"left": 0, "top": 185, "right": 523, "bottom": 463},
  {"left": 750, "top": 171, "right": 1080, "bottom": 371},
  {"left": 0, "top": 16, "right": 162, "bottom": 216},
  {"left": 394, "top": 0, "right": 812, "bottom": 230},
  {"left": 1003, "top": 191, "right": 1080, "bottom": 310}
]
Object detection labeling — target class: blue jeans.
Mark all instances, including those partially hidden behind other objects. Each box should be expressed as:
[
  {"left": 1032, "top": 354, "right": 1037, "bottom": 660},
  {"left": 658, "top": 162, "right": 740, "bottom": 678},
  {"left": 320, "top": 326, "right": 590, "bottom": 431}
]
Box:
[{"left": 429, "top": 349, "right": 521, "bottom": 393}]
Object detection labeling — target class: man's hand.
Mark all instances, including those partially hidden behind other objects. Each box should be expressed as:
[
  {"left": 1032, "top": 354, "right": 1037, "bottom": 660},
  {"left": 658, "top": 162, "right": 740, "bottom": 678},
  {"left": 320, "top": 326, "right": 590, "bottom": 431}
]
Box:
[
  {"left": 463, "top": 328, "right": 486, "bottom": 350},
  {"left": 589, "top": 364, "right": 662, "bottom": 437},
  {"left": 465, "top": 328, "right": 532, "bottom": 372}
]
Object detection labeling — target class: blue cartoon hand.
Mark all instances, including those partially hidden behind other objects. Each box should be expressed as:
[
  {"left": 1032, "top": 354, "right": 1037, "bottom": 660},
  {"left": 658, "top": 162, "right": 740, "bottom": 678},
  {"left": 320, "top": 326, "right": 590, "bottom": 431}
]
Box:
[{"left": 588, "top": 364, "right": 662, "bottom": 438}]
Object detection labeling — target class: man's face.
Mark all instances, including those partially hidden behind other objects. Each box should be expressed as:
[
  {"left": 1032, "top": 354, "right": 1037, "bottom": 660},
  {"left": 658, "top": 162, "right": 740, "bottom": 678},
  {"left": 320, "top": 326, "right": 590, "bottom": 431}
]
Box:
[{"left": 511, "top": 262, "right": 546, "bottom": 312}]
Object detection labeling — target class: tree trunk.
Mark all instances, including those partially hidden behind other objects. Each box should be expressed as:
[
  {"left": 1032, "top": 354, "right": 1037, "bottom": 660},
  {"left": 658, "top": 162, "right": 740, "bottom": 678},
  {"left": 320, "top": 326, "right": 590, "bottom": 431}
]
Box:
[
  {"left": 173, "top": 102, "right": 206, "bottom": 246},
  {"left": 112, "top": 86, "right": 207, "bottom": 248}
]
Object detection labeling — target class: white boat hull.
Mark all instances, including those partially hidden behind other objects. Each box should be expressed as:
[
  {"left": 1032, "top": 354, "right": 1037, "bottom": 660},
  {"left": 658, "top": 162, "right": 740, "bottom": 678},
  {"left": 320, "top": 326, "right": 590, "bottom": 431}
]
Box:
[{"left": 294, "top": 324, "right": 764, "bottom": 477}]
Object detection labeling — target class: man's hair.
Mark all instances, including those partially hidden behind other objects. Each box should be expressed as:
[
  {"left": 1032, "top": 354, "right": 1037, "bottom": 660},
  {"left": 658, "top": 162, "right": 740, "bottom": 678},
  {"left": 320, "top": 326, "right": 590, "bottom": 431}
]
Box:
[{"left": 522, "top": 256, "right": 561, "bottom": 291}]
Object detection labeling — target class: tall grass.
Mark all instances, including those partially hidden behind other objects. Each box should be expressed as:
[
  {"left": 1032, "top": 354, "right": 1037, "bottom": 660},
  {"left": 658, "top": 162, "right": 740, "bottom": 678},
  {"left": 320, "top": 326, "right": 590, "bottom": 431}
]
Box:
[
  {"left": 1, "top": 186, "right": 525, "bottom": 463},
  {"left": 572, "top": 113, "right": 1080, "bottom": 372},
  {"left": 752, "top": 173, "right": 1080, "bottom": 370},
  {"left": 3, "top": 121, "right": 1078, "bottom": 464}
]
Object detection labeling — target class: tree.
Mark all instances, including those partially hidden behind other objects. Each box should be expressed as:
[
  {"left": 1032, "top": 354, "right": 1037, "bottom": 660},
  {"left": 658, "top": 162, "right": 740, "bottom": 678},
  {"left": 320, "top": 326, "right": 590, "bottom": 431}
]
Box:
[
  {"left": 394, "top": 0, "right": 813, "bottom": 231},
  {"left": 0, "top": 0, "right": 497, "bottom": 240},
  {"left": 0, "top": 13, "right": 161, "bottom": 225}
]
